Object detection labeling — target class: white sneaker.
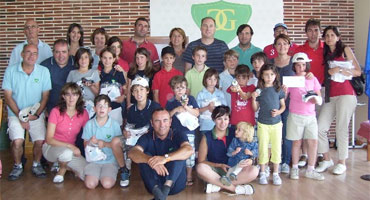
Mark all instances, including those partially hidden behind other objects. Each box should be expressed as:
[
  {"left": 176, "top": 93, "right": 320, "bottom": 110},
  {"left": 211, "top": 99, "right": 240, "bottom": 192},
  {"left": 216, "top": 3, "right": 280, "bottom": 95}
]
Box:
[
  {"left": 259, "top": 173, "right": 268, "bottom": 185},
  {"left": 205, "top": 183, "right": 221, "bottom": 193},
  {"left": 280, "top": 163, "right": 290, "bottom": 174},
  {"left": 53, "top": 175, "right": 64, "bottom": 183},
  {"left": 316, "top": 160, "right": 334, "bottom": 172},
  {"left": 332, "top": 164, "right": 346, "bottom": 175},
  {"left": 235, "top": 184, "right": 254, "bottom": 195},
  {"left": 305, "top": 170, "right": 325, "bottom": 180},
  {"left": 272, "top": 174, "right": 282, "bottom": 186},
  {"left": 290, "top": 168, "right": 299, "bottom": 180},
  {"left": 298, "top": 155, "right": 307, "bottom": 168}
]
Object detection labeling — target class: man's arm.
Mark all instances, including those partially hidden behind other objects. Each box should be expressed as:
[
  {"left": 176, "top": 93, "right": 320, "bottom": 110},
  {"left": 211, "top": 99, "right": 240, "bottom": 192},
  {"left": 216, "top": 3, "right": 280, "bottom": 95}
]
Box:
[
  {"left": 147, "top": 141, "right": 193, "bottom": 168},
  {"left": 128, "top": 145, "right": 152, "bottom": 164},
  {"left": 29, "top": 90, "right": 49, "bottom": 121},
  {"left": 4, "top": 90, "right": 20, "bottom": 116}
]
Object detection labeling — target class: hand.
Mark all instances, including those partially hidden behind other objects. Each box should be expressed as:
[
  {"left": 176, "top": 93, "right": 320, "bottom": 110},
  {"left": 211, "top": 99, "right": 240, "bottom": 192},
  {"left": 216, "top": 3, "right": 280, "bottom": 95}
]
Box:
[
  {"left": 153, "top": 164, "right": 169, "bottom": 176},
  {"left": 234, "top": 147, "right": 242, "bottom": 154},
  {"left": 230, "top": 85, "right": 239, "bottom": 93},
  {"left": 97, "top": 140, "right": 105, "bottom": 149},
  {"left": 123, "top": 130, "right": 131, "bottom": 138},
  {"left": 114, "top": 65, "right": 124, "bottom": 72},
  {"left": 181, "top": 98, "right": 189, "bottom": 107},
  {"left": 176, "top": 106, "right": 186, "bottom": 113},
  {"left": 244, "top": 149, "right": 253, "bottom": 155},
  {"left": 238, "top": 159, "right": 253, "bottom": 168},
  {"left": 251, "top": 91, "right": 259, "bottom": 99},
  {"left": 90, "top": 136, "right": 98, "bottom": 144},
  {"left": 28, "top": 115, "right": 38, "bottom": 121},
  {"left": 305, "top": 72, "right": 314, "bottom": 80},
  {"left": 218, "top": 163, "right": 230, "bottom": 173},
  {"left": 126, "top": 103, "right": 133, "bottom": 109},
  {"left": 271, "top": 109, "right": 279, "bottom": 117},
  {"left": 148, "top": 155, "right": 167, "bottom": 168},
  {"left": 71, "top": 145, "right": 81, "bottom": 157},
  {"left": 208, "top": 102, "right": 215, "bottom": 111},
  {"left": 83, "top": 81, "right": 92, "bottom": 87},
  {"left": 282, "top": 85, "right": 288, "bottom": 94},
  {"left": 341, "top": 69, "right": 353, "bottom": 77},
  {"left": 20, "top": 121, "right": 30, "bottom": 130}
]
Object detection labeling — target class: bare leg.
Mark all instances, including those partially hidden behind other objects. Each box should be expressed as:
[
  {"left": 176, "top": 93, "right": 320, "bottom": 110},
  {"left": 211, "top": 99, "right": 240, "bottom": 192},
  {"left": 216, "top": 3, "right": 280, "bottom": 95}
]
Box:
[
  {"left": 100, "top": 177, "right": 116, "bottom": 189},
  {"left": 33, "top": 140, "right": 44, "bottom": 162},
  {"left": 111, "top": 137, "right": 125, "bottom": 168},
  {"left": 196, "top": 163, "right": 236, "bottom": 192},
  {"left": 85, "top": 175, "right": 99, "bottom": 189},
  {"left": 292, "top": 140, "right": 302, "bottom": 165},
  {"left": 231, "top": 165, "right": 258, "bottom": 185},
  {"left": 12, "top": 139, "right": 24, "bottom": 164},
  {"left": 307, "top": 139, "right": 318, "bottom": 167},
  {"left": 57, "top": 161, "right": 68, "bottom": 176}
]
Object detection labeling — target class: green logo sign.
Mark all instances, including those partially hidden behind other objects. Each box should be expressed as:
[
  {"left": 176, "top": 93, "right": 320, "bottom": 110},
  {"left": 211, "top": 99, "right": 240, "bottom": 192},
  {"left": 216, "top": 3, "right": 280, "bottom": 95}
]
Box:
[
  {"left": 191, "top": 0, "right": 252, "bottom": 44},
  {"left": 34, "top": 78, "right": 39, "bottom": 83}
]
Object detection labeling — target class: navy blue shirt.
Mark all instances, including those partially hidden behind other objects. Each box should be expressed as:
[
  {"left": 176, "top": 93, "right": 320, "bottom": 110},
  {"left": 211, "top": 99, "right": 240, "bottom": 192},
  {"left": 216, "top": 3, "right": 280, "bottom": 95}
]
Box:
[
  {"left": 136, "top": 129, "right": 189, "bottom": 156},
  {"left": 100, "top": 68, "right": 126, "bottom": 109},
  {"left": 127, "top": 99, "right": 161, "bottom": 130},
  {"left": 204, "top": 128, "right": 235, "bottom": 164},
  {"left": 40, "top": 56, "right": 75, "bottom": 112},
  {"left": 165, "top": 95, "right": 199, "bottom": 135}
]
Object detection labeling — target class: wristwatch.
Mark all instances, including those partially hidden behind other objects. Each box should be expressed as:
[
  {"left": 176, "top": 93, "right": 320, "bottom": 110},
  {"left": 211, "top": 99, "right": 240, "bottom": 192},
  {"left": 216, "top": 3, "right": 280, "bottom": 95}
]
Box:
[
  {"left": 164, "top": 154, "right": 171, "bottom": 163},
  {"left": 339, "top": 68, "right": 343, "bottom": 73}
]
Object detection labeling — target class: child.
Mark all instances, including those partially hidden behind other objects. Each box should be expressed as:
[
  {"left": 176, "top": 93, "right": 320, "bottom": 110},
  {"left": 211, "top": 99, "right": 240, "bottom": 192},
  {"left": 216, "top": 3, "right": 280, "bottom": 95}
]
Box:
[
  {"left": 249, "top": 52, "right": 269, "bottom": 86},
  {"left": 227, "top": 64, "right": 256, "bottom": 127},
  {"left": 286, "top": 52, "right": 324, "bottom": 180},
  {"left": 111, "top": 77, "right": 161, "bottom": 188},
  {"left": 185, "top": 46, "right": 209, "bottom": 98},
  {"left": 220, "top": 122, "right": 258, "bottom": 186},
  {"left": 166, "top": 75, "right": 199, "bottom": 186},
  {"left": 152, "top": 46, "right": 183, "bottom": 107},
  {"left": 219, "top": 49, "right": 239, "bottom": 108},
  {"left": 251, "top": 63, "right": 286, "bottom": 186},
  {"left": 197, "top": 68, "right": 227, "bottom": 132},
  {"left": 82, "top": 95, "right": 122, "bottom": 189},
  {"left": 99, "top": 47, "right": 126, "bottom": 125},
  {"left": 126, "top": 47, "right": 155, "bottom": 108}
]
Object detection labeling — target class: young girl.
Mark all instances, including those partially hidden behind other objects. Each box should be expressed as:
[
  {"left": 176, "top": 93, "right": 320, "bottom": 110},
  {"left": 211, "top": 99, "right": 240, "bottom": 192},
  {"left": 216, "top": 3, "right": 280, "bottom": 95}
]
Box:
[
  {"left": 220, "top": 122, "right": 258, "bottom": 186},
  {"left": 99, "top": 47, "right": 126, "bottom": 125},
  {"left": 251, "top": 63, "right": 285, "bottom": 186},
  {"left": 286, "top": 52, "right": 324, "bottom": 181},
  {"left": 126, "top": 47, "right": 155, "bottom": 108},
  {"left": 249, "top": 52, "right": 269, "bottom": 86},
  {"left": 197, "top": 68, "right": 227, "bottom": 132}
]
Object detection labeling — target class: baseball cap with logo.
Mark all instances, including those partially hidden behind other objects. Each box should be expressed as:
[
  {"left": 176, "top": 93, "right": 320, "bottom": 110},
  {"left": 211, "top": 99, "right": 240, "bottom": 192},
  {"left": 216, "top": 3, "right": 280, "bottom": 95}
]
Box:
[
  {"left": 131, "top": 77, "right": 149, "bottom": 87},
  {"left": 274, "top": 23, "right": 288, "bottom": 31},
  {"left": 292, "top": 52, "right": 312, "bottom": 63}
]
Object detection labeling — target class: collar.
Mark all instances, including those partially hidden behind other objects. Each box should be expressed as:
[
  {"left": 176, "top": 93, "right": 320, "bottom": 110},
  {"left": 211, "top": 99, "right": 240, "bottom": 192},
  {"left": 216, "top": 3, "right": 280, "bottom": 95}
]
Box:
[
  {"left": 51, "top": 56, "right": 74, "bottom": 67},
  {"left": 304, "top": 40, "right": 324, "bottom": 49},
  {"left": 93, "top": 116, "right": 112, "bottom": 128},
  {"left": 152, "top": 128, "right": 173, "bottom": 141},
  {"left": 17, "top": 62, "right": 37, "bottom": 73},
  {"left": 130, "top": 37, "right": 149, "bottom": 45},
  {"left": 191, "top": 65, "right": 209, "bottom": 73},
  {"left": 23, "top": 39, "right": 44, "bottom": 48},
  {"left": 211, "top": 128, "right": 229, "bottom": 140},
  {"left": 134, "top": 99, "right": 152, "bottom": 111}
]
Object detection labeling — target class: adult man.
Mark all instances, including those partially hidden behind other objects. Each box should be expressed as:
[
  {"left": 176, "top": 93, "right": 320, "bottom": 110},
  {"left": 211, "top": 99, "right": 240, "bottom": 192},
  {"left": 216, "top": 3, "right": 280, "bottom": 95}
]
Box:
[
  {"left": 183, "top": 17, "right": 229, "bottom": 73},
  {"left": 8, "top": 19, "right": 52, "bottom": 67},
  {"left": 3, "top": 44, "right": 51, "bottom": 180},
  {"left": 121, "top": 17, "right": 160, "bottom": 71},
  {"left": 263, "top": 23, "right": 298, "bottom": 59},
  {"left": 41, "top": 39, "right": 75, "bottom": 113},
  {"left": 231, "top": 24, "right": 262, "bottom": 70},
  {"left": 128, "top": 108, "right": 193, "bottom": 200}
]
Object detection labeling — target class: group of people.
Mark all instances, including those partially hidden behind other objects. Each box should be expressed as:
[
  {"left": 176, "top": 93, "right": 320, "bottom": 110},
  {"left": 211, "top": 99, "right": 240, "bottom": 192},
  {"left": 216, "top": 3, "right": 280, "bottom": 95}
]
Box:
[{"left": 2, "top": 15, "right": 362, "bottom": 200}]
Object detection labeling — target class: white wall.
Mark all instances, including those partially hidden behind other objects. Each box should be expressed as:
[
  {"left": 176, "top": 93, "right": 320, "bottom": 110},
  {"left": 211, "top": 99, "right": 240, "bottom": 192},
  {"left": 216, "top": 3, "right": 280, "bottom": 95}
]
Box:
[{"left": 354, "top": 0, "right": 370, "bottom": 67}]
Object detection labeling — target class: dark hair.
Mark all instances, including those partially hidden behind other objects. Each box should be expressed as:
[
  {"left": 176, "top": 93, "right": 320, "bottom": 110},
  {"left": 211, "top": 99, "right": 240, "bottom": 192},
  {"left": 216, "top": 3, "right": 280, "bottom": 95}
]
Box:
[
  {"left": 98, "top": 46, "right": 117, "bottom": 68},
  {"left": 192, "top": 45, "right": 208, "bottom": 56},
  {"left": 211, "top": 105, "right": 230, "bottom": 121},
  {"left": 235, "top": 64, "right": 250, "bottom": 78},
  {"left": 170, "top": 75, "right": 187, "bottom": 89},
  {"left": 151, "top": 107, "right": 170, "bottom": 119},
  {"left": 258, "top": 63, "right": 281, "bottom": 91},
  {"left": 128, "top": 47, "right": 154, "bottom": 78},
  {"left": 131, "top": 84, "right": 150, "bottom": 94},
  {"left": 169, "top": 27, "right": 187, "bottom": 49},
  {"left": 201, "top": 17, "right": 216, "bottom": 25},
  {"left": 107, "top": 36, "right": 122, "bottom": 47},
  {"left": 322, "top": 26, "right": 345, "bottom": 66},
  {"left": 134, "top": 17, "right": 149, "bottom": 27},
  {"left": 236, "top": 24, "right": 254, "bottom": 35},
  {"left": 67, "top": 23, "right": 84, "bottom": 47},
  {"left": 202, "top": 68, "right": 219, "bottom": 88},
  {"left": 273, "top": 34, "right": 291, "bottom": 45},
  {"left": 75, "top": 48, "right": 93, "bottom": 69},
  {"left": 305, "top": 18, "right": 321, "bottom": 33},
  {"left": 250, "top": 52, "right": 268, "bottom": 65},
  {"left": 57, "top": 82, "right": 85, "bottom": 116},
  {"left": 90, "top": 27, "right": 109, "bottom": 45},
  {"left": 293, "top": 61, "right": 311, "bottom": 73},
  {"left": 53, "top": 39, "right": 68, "bottom": 51},
  {"left": 94, "top": 94, "right": 111, "bottom": 107}
]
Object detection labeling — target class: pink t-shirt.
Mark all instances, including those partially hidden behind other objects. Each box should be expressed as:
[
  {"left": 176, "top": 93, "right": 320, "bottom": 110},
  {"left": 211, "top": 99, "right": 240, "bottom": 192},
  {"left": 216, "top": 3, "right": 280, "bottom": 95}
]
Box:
[
  {"left": 48, "top": 107, "right": 89, "bottom": 144},
  {"left": 288, "top": 76, "right": 321, "bottom": 116}
]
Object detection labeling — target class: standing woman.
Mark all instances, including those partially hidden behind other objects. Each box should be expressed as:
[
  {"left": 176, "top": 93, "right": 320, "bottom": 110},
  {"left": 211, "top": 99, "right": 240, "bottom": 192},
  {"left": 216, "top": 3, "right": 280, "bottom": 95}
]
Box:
[
  {"left": 42, "top": 83, "right": 89, "bottom": 183},
  {"left": 316, "top": 26, "right": 361, "bottom": 175},
  {"left": 90, "top": 27, "right": 109, "bottom": 69},
  {"left": 169, "top": 28, "right": 187, "bottom": 74},
  {"left": 67, "top": 23, "right": 84, "bottom": 57}
]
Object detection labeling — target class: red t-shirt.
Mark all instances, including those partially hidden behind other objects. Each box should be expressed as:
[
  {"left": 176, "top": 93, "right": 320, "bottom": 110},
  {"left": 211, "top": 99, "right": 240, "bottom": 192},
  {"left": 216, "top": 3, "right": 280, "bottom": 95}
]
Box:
[
  {"left": 329, "top": 56, "right": 355, "bottom": 97},
  {"left": 152, "top": 67, "right": 183, "bottom": 107},
  {"left": 263, "top": 43, "right": 298, "bottom": 59},
  {"left": 227, "top": 84, "right": 256, "bottom": 125},
  {"left": 120, "top": 38, "right": 159, "bottom": 66},
  {"left": 295, "top": 40, "right": 325, "bottom": 84}
]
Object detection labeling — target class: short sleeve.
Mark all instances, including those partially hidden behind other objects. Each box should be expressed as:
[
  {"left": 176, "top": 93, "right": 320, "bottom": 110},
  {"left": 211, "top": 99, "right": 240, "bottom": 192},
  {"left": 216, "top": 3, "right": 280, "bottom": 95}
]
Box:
[
  {"left": 136, "top": 132, "right": 150, "bottom": 150},
  {"left": 66, "top": 71, "right": 73, "bottom": 82},
  {"left": 42, "top": 68, "right": 52, "bottom": 91},
  {"left": 189, "top": 95, "right": 199, "bottom": 109},
  {"left": 2, "top": 67, "right": 13, "bottom": 91},
  {"left": 92, "top": 70, "right": 101, "bottom": 83},
  {"left": 182, "top": 43, "right": 195, "bottom": 64},
  {"left": 313, "top": 77, "right": 321, "bottom": 91},
  {"left": 48, "top": 107, "right": 60, "bottom": 125},
  {"left": 81, "top": 110, "right": 90, "bottom": 127},
  {"left": 173, "top": 130, "right": 189, "bottom": 147},
  {"left": 82, "top": 120, "right": 93, "bottom": 140},
  {"left": 151, "top": 73, "right": 160, "bottom": 90},
  {"left": 279, "top": 89, "right": 285, "bottom": 99}
]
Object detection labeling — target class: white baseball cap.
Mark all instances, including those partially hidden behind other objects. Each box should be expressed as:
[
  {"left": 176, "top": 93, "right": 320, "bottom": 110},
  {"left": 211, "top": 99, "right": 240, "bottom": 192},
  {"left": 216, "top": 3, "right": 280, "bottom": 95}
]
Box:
[
  {"left": 131, "top": 77, "right": 149, "bottom": 87},
  {"left": 292, "top": 52, "right": 312, "bottom": 63}
]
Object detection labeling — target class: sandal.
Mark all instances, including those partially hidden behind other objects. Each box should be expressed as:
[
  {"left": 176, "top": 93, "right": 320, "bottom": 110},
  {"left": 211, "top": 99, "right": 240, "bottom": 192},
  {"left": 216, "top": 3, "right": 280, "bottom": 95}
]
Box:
[{"left": 186, "top": 179, "right": 194, "bottom": 186}]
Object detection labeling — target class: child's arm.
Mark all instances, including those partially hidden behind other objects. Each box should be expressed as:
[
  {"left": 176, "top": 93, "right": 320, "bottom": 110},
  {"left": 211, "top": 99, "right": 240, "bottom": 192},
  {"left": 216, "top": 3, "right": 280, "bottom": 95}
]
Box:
[
  {"left": 245, "top": 142, "right": 258, "bottom": 158},
  {"left": 168, "top": 106, "right": 186, "bottom": 117},
  {"left": 183, "top": 97, "right": 199, "bottom": 117},
  {"left": 251, "top": 91, "right": 259, "bottom": 112},
  {"left": 153, "top": 90, "right": 159, "bottom": 104},
  {"left": 271, "top": 98, "right": 286, "bottom": 117},
  {"left": 227, "top": 139, "right": 240, "bottom": 157},
  {"left": 238, "top": 90, "right": 251, "bottom": 100},
  {"left": 126, "top": 79, "right": 132, "bottom": 108}
]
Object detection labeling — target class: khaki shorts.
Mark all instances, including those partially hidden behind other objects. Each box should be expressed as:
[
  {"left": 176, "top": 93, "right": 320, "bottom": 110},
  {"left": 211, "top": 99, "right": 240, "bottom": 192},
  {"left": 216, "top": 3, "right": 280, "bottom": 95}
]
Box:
[
  {"left": 286, "top": 113, "right": 318, "bottom": 140},
  {"left": 84, "top": 162, "right": 119, "bottom": 180},
  {"left": 8, "top": 113, "right": 46, "bottom": 142}
]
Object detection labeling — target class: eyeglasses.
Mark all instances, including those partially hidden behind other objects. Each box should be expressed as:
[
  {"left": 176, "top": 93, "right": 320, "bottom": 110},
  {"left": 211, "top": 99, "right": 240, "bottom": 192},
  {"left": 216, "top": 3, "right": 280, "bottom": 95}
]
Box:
[
  {"left": 24, "top": 25, "right": 38, "bottom": 30},
  {"left": 24, "top": 51, "right": 38, "bottom": 56},
  {"left": 96, "top": 104, "right": 109, "bottom": 109},
  {"left": 64, "top": 93, "right": 79, "bottom": 97}
]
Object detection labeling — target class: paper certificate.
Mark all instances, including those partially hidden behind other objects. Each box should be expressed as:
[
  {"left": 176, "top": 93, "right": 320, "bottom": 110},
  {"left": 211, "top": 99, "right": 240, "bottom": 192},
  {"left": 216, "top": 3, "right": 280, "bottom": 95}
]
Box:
[{"left": 282, "top": 76, "right": 305, "bottom": 88}]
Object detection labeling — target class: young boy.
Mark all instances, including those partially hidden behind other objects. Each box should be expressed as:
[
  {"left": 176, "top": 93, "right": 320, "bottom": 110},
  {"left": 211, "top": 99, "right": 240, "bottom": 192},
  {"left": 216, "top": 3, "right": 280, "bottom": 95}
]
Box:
[
  {"left": 185, "top": 46, "right": 209, "bottom": 98},
  {"left": 152, "top": 46, "right": 183, "bottom": 107},
  {"left": 111, "top": 77, "right": 161, "bottom": 187},
  {"left": 166, "top": 75, "right": 199, "bottom": 186},
  {"left": 219, "top": 50, "right": 239, "bottom": 108},
  {"left": 82, "top": 95, "right": 122, "bottom": 189},
  {"left": 249, "top": 52, "right": 269, "bottom": 86},
  {"left": 227, "top": 64, "right": 256, "bottom": 127}
]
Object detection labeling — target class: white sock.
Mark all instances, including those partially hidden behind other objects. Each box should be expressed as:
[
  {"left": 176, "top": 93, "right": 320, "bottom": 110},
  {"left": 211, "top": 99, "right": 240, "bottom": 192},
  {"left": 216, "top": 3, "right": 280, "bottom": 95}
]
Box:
[
  {"left": 292, "top": 164, "right": 299, "bottom": 169},
  {"left": 307, "top": 165, "right": 315, "bottom": 172},
  {"left": 15, "top": 163, "right": 22, "bottom": 168},
  {"left": 273, "top": 172, "right": 279, "bottom": 176},
  {"left": 301, "top": 154, "right": 308, "bottom": 158},
  {"left": 32, "top": 161, "right": 39, "bottom": 167}
]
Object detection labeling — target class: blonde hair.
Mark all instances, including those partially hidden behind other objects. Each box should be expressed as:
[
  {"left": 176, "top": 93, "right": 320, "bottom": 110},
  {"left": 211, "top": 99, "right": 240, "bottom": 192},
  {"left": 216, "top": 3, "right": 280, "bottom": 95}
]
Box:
[{"left": 236, "top": 122, "right": 254, "bottom": 143}]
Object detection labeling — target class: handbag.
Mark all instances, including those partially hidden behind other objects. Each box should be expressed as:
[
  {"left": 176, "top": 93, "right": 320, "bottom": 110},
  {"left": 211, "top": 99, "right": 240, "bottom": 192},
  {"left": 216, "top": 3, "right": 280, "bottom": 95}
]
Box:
[{"left": 350, "top": 73, "right": 365, "bottom": 96}]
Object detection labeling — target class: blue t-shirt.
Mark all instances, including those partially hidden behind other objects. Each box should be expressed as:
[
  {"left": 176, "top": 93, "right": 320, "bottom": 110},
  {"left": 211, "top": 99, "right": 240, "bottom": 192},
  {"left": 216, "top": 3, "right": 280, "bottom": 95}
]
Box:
[
  {"left": 82, "top": 117, "right": 122, "bottom": 164},
  {"left": 226, "top": 138, "right": 258, "bottom": 167},
  {"left": 256, "top": 87, "right": 285, "bottom": 125},
  {"left": 127, "top": 99, "right": 161, "bottom": 129},
  {"left": 165, "top": 95, "right": 199, "bottom": 134},
  {"left": 100, "top": 68, "right": 126, "bottom": 109},
  {"left": 204, "top": 128, "right": 235, "bottom": 164}
]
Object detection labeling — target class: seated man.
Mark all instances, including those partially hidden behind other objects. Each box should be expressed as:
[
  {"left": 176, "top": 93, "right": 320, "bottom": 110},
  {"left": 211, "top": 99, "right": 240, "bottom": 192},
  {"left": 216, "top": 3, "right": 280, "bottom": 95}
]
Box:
[{"left": 128, "top": 108, "right": 193, "bottom": 200}]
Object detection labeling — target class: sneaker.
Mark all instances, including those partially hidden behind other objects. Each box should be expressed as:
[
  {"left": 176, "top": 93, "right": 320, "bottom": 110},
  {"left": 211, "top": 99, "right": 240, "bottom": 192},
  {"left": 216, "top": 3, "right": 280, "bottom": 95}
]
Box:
[
  {"left": 272, "top": 174, "right": 282, "bottom": 185},
  {"left": 298, "top": 155, "right": 307, "bottom": 168},
  {"left": 259, "top": 173, "right": 268, "bottom": 185},
  {"left": 53, "top": 175, "right": 64, "bottom": 183},
  {"left": 332, "top": 164, "right": 346, "bottom": 175},
  {"left": 119, "top": 167, "right": 130, "bottom": 187},
  {"left": 51, "top": 162, "right": 60, "bottom": 172},
  {"left": 316, "top": 159, "right": 334, "bottom": 173},
  {"left": 220, "top": 175, "right": 232, "bottom": 186},
  {"left": 32, "top": 164, "right": 47, "bottom": 178},
  {"left": 280, "top": 163, "right": 290, "bottom": 174},
  {"left": 235, "top": 184, "right": 254, "bottom": 195},
  {"left": 290, "top": 168, "right": 299, "bottom": 180},
  {"left": 8, "top": 164, "right": 23, "bottom": 181},
  {"left": 317, "top": 155, "right": 324, "bottom": 165},
  {"left": 205, "top": 183, "right": 221, "bottom": 193},
  {"left": 305, "top": 170, "right": 325, "bottom": 180},
  {"left": 229, "top": 173, "right": 237, "bottom": 181}
]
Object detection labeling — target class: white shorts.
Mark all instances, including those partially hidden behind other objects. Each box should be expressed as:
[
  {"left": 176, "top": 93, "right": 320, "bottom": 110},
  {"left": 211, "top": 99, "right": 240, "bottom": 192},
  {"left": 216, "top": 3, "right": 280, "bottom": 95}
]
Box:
[
  {"left": 8, "top": 113, "right": 46, "bottom": 142},
  {"left": 286, "top": 113, "right": 318, "bottom": 140}
]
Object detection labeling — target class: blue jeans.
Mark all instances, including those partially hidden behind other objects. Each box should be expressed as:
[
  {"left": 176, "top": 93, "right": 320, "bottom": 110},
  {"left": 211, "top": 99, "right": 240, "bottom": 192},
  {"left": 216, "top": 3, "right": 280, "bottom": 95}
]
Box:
[{"left": 281, "top": 106, "right": 292, "bottom": 165}]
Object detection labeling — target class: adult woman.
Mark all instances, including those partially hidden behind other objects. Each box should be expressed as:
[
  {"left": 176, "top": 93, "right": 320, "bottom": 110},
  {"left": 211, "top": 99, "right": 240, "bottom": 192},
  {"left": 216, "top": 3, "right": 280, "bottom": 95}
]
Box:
[
  {"left": 196, "top": 105, "right": 258, "bottom": 195},
  {"left": 67, "top": 23, "right": 84, "bottom": 57},
  {"left": 169, "top": 28, "right": 187, "bottom": 73},
  {"left": 316, "top": 26, "right": 361, "bottom": 175},
  {"left": 90, "top": 27, "right": 109, "bottom": 69},
  {"left": 42, "top": 83, "right": 89, "bottom": 183}
]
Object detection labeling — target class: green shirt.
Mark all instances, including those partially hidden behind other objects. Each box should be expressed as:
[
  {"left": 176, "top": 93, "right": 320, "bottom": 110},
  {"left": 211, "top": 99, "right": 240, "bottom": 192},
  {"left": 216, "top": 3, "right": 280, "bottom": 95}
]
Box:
[
  {"left": 232, "top": 43, "right": 262, "bottom": 70},
  {"left": 185, "top": 65, "right": 209, "bottom": 98}
]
